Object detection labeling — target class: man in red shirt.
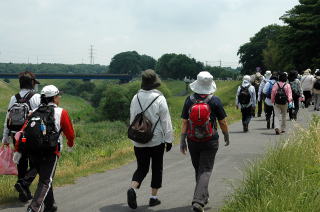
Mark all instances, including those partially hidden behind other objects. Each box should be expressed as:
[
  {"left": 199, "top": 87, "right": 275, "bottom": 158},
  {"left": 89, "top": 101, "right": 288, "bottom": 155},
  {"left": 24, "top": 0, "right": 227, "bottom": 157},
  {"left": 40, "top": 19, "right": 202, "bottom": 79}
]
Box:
[{"left": 14, "top": 85, "right": 75, "bottom": 212}]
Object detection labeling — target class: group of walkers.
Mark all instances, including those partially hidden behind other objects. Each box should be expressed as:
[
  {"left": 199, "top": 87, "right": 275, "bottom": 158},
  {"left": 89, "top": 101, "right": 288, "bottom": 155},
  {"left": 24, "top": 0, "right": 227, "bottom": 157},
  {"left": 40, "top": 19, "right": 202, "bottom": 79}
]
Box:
[
  {"left": 2, "top": 68, "right": 318, "bottom": 212},
  {"left": 1, "top": 70, "right": 229, "bottom": 212},
  {"left": 127, "top": 70, "right": 229, "bottom": 212},
  {"left": 2, "top": 71, "right": 75, "bottom": 212},
  {"left": 236, "top": 68, "right": 320, "bottom": 134}
]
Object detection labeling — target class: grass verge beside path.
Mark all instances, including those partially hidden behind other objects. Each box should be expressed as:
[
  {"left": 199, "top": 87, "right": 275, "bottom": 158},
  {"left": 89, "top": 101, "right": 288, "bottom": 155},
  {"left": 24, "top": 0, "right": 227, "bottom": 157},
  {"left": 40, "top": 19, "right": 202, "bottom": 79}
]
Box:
[
  {"left": 0, "top": 80, "right": 240, "bottom": 204},
  {"left": 221, "top": 115, "right": 320, "bottom": 212}
]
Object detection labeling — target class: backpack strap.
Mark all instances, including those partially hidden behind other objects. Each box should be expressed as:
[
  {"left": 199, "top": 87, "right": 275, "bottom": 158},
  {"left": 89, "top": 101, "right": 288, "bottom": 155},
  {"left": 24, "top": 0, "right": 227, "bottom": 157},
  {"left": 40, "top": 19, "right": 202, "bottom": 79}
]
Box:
[
  {"left": 137, "top": 94, "right": 161, "bottom": 113},
  {"left": 190, "top": 94, "right": 213, "bottom": 103},
  {"left": 15, "top": 93, "right": 22, "bottom": 103}
]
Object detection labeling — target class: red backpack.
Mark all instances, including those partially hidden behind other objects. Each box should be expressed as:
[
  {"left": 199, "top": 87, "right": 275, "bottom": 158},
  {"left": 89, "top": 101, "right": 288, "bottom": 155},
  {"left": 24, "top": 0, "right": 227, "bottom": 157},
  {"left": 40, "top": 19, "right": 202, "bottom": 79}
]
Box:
[{"left": 187, "top": 94, "right": 214, "bottom": 142}]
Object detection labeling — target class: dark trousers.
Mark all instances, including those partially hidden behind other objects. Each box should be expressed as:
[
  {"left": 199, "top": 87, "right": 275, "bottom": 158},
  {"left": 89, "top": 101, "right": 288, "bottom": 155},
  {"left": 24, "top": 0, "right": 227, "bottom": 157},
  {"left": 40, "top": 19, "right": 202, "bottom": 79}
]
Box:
[
  {"left": 303, "top": 91, "right": 312, "bottom": 108},
  {"left": 29, "top": 154, "right": 58, "bottom": 212},
  {"left": 187, "top": 139, "right": 218, "bottom": 206},
  {"left": 257, "top": 100, "right": 263, "bottom": 116},
  {"left": 241, "top": 106, "right": 253, "bottom": 126},
  {"left": 265, "top": 104, "right": 275, "bottom": 128},
  {"left": 12, "top": 136, "right": 37, "bottom": 186},
  {"left": 132, "top": 143, "right": 165, "bottom": 189},
  {"left": 289, "top": 96, "right": 300, "bottom": 120}
]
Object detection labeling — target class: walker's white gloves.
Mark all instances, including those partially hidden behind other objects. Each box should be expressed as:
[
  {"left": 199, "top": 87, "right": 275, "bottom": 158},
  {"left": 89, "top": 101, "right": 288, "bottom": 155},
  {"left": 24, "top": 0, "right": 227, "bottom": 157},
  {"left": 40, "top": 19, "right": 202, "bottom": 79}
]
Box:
[{"left": 13, "top": 152, "right": 22, "bottom": 164}]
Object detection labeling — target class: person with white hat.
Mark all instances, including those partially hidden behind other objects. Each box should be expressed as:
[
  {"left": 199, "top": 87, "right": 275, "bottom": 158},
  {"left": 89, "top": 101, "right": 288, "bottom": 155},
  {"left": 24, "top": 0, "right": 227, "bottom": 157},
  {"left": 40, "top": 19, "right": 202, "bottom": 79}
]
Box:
[
  {"left": 14, "top": 85, "right": 75, "bottom": 212},
  {"left": 236, "top": 75, "right": 257, "bottom": 132},
  {"left": 301, "top": 69, "right": 315, "bottom": 108},
  {"left": 258, "top": 70, "right": 272, "bottom": 115},
  {"left": 180, "top": 71, "right": 230, "bottom": 212}
]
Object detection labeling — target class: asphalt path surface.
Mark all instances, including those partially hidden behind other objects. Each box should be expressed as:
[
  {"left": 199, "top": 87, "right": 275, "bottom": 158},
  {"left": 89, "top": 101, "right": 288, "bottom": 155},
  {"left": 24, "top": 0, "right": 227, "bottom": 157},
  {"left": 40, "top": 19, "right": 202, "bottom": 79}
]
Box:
[{"left": 1, "top": 107, "right": 318, "bottom": 212}]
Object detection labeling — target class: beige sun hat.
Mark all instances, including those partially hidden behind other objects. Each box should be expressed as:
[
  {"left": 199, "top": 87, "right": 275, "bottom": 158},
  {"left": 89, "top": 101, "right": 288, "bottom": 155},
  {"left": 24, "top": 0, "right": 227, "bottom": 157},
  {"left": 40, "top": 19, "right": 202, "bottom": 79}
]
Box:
[
  {"left": 304, "top": 69, "right": 311, "bottom": 74},
  {"left": 189, "top": 71, "right": 216, "bottom": 94}
]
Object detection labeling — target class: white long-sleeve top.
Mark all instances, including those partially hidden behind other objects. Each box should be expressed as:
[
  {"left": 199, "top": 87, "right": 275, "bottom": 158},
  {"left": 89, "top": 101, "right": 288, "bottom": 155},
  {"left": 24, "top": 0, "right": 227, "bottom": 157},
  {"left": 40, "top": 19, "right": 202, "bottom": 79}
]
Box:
[
  {"left": 258, "top": 79, "right": 268, "bottom": 102},
  {"left": 301, "top": 74, "right": 315, "bottom": 91},
  {"left": 235, "top": 80, "right": 256, "bottom": 108},
  {"left": 2, "top": 89, "right": 41, "bottom": 143},
  {"left": 129, "top": 89, "right": 174, "bottom": 147}
]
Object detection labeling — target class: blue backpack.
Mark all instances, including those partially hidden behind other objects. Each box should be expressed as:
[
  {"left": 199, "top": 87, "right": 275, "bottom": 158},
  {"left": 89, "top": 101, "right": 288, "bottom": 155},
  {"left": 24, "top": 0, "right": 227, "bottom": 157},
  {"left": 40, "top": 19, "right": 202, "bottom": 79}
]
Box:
[{"left": 265, "top": 81, "right": 275, "bottom": 99}]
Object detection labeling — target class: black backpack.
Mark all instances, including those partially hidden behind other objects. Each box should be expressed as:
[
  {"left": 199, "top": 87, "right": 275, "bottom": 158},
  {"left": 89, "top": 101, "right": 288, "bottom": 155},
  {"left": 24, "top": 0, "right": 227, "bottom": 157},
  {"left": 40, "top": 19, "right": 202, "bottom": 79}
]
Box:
[
  {"left": 314, "top": 79, "right": 320, "bottom": 90},
  {"left": 238, "top": 85, "right": 251, "bottom": 105},
  {"left": 275, "top": 83, "right": 288, "bottom": 105},
  {"left": 128, "top": 94, "right": 161, "bottom": 144},
  {"left": 7, "top": 92, "right": 34, "bottom": 132},
  {"left": 21, "top": 105, "right": 61, "bottom": 154}
]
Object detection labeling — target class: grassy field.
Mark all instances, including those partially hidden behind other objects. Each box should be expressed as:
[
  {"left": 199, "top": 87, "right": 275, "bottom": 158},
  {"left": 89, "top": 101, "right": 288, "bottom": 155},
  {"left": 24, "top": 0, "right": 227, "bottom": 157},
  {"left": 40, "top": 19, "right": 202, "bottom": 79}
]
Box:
[
  {"left": 221, "top": 115, "right": 320, "bottom": 212},
  {"left": 0, "top": 79, "right": 240, "bottom": 204}
]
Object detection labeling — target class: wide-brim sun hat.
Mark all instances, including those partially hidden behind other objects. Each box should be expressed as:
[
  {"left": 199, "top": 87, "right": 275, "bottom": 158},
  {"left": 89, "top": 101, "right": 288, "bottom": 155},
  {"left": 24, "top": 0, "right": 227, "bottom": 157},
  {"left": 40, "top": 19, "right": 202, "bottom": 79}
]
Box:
[
  {"left": 243, "top": 75, "right": 251, "bottom": 82},
  {"left": 264, "top": 70, "right": 272, "bottom": 79},
  {"left": 304, "top": 69, "right": 311, "bottom": 74},
  {"left": 189, "top": 71, "right": 216, "bottom": 94},
  {"left": 41, "top": 85, "right": 61, "bottom": 97},
  {"left": 141, "top": 69, "right": 161, "bottom": 90}
]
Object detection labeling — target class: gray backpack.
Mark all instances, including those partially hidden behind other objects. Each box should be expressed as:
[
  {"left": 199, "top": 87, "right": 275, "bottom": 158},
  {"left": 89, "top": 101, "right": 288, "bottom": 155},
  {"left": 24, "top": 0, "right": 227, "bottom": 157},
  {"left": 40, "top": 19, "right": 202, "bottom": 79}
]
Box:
[{"left": 7, "top": 92, "right": 34, "bottom": 132}]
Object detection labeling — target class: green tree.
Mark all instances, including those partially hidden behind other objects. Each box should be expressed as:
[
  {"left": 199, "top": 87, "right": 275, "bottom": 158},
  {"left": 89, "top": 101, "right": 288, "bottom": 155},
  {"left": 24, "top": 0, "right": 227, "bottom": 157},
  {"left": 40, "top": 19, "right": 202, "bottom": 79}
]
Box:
[
  {"left": 238, "top": 24, "right": 284, "bottom": 74},
  {"left": 156, "top": 54, "right": 203, "bottom": 79},
  {"left": 280, "top": 0, "right": 320, "bottom": 71},
  {"left": 140, "top": 55, "right": 156, "bottom": 71},
  {"left": 109, "top": 51, "right": 142, "bottom": 76}
]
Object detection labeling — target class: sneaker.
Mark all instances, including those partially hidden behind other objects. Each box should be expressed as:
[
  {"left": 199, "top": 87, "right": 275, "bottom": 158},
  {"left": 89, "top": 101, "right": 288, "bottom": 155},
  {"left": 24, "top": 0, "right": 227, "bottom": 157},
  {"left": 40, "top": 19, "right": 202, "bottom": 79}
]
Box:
[
  {"left": 127, "top": 188, "right": 137, "bottom": 209},
  {"left": 192, "top": 202, "right": 204, "bottom": 212},
  {"left": 15, "top": 182, "right": 29, "bottom": 202},
  {"left": 44, "top": 204, "right": 58, "bottom": 212},
  {"left": 281, "top": 130, "right": 286, "bottom": 133},
  {"left": 149, "top": 198, "right": 161, "bottom": 207},
  {"left": 26, "top": 207, "right": 35, "bottom": 212},
  {"left": 275, "top": 128, "right": 280, "bottom": 135}
]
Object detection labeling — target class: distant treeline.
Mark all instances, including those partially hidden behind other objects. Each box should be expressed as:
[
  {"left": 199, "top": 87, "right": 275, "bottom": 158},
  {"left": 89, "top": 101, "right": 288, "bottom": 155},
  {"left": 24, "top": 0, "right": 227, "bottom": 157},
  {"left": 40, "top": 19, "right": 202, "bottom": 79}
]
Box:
[
  {"left": 0, "top": 63, "right": 108, "bottom": 74},
  {"left": 0, "top": 51, "right": 241, "bottom": 80}
]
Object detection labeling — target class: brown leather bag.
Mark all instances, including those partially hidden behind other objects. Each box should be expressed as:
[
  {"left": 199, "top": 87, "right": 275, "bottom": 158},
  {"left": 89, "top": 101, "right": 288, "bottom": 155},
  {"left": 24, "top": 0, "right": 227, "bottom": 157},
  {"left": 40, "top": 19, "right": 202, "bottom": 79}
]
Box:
[{"left": 128, "top": 94, "right": 160, "bottom": 144}]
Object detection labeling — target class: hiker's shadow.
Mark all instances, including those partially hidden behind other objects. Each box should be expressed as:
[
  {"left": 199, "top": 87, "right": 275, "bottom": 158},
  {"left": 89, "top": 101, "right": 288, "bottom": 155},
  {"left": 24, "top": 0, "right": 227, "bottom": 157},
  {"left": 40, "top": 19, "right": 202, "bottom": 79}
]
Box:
[{"left": 100, "top": 203, "right": 200, "bottom": 212}]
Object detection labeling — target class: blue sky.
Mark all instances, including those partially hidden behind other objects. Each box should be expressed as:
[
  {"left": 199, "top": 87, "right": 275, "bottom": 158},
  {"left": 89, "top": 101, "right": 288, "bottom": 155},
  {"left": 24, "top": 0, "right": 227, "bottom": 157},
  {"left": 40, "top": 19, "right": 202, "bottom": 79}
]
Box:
[{"left": 0, "top": 0, "right": 298, "bottom": 67}]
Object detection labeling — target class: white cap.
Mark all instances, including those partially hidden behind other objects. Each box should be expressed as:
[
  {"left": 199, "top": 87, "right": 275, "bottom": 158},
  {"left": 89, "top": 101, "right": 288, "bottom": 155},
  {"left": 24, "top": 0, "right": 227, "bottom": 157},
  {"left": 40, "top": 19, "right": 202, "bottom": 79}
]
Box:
[{"left": 41, "top": 85, "right": 60, "bottom": 97}]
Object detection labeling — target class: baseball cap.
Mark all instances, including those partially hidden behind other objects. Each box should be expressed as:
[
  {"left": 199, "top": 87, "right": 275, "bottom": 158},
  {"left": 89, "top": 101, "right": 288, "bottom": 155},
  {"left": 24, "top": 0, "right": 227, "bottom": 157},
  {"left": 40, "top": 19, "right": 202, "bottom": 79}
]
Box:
[{"left": 41, "top": 85, "right": 61, "bottom": 97}]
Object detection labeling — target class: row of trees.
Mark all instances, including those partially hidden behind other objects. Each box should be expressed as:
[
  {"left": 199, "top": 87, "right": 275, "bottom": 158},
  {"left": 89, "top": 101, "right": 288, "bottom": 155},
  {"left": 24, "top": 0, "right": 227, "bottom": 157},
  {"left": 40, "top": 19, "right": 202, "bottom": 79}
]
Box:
[
  {"left": 238, "top": 0, "right": 320, "bottom": 75},
  {"left": 109, "top": 51, "right": 240, "bottom": 80},
  {"left": 0, "top": 63, "right": 108, "bottom": 74}
]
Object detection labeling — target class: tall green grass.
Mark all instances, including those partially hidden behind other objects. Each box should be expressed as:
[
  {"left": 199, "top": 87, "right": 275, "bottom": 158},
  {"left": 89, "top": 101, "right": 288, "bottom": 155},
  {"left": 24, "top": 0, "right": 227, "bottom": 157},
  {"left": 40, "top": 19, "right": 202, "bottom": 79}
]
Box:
[{"left": 221, "top": 115, "right": 320, "bottom": 212}]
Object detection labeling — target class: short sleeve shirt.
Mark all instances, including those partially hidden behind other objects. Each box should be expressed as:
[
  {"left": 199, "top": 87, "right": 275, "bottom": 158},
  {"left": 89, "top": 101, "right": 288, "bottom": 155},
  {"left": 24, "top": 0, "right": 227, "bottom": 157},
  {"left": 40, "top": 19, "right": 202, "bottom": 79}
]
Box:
[{"left": 181, "top": 94, "right": 227, "bottom": 140}]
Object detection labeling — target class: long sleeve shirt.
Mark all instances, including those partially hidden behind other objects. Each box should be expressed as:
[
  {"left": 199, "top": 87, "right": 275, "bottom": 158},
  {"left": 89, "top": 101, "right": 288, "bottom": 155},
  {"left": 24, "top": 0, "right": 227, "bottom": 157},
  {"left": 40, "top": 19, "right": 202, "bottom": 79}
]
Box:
[
  {"left": 263, "top": 80, "right": 276, "bottom": 106},
  {"left": 301, "top": 74, "right": 315, "bottom": 91},
  {"left": 2, "top": 89, "right": 41, "bottom": 143},
  {"left": 129, "top": 89, "right": 174, "bottom": 147},
  {"left": 271, "top": 82, "right": 293, "bottom": 104},
  {"left": 236, "top": 81, "right": 256, "bottom": 108}
]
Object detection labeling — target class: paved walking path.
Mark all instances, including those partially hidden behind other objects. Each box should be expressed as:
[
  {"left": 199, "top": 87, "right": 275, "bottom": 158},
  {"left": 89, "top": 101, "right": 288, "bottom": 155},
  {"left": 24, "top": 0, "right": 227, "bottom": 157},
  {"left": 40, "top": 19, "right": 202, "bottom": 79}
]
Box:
[{"left": 1, "top": 108, "right": 318, "bottom": 212}]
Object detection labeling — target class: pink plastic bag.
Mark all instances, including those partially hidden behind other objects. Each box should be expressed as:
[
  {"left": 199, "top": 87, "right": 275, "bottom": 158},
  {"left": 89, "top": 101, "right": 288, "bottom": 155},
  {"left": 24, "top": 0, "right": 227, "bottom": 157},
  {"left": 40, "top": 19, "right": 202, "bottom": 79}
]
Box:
[{"left": 0, "top": 145, "right": 18, "bottom": 175}]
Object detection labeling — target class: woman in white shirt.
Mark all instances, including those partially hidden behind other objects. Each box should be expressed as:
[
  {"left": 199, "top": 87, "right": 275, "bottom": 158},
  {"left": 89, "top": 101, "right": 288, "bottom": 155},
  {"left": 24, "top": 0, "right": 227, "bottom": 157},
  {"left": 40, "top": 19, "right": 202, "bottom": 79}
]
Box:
[{"left": 127, "top": 69, "right": 173, "bottom": 209}]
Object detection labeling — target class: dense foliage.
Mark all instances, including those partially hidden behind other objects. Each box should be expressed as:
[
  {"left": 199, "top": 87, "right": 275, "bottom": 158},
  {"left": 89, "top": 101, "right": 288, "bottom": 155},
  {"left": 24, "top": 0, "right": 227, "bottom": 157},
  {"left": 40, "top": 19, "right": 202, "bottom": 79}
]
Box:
[
  {"left": 108, "top": 51, "right": 156, "bottom": 77},
  {"left": 0, "top": 63, "right": 108, "bottom": 74},
  {"left": 238, "top": 0, "right": 320, "bottom": 74}
]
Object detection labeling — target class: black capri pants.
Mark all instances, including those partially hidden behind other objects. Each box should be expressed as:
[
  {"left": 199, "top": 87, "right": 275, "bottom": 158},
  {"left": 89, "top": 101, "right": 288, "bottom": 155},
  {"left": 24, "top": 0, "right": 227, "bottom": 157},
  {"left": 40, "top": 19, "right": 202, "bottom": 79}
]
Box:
[{"left": 132, "top": 143, "right": 165, "bottom": 189}]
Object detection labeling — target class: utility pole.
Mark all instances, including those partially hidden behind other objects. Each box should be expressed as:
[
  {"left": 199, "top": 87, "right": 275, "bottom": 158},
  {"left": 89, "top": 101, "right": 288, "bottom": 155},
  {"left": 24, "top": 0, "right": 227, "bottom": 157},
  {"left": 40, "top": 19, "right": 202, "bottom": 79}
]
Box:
[
  {"left": 89, "top": 45, "right": 94, "bottom": 64},
  {"left": 219, "top": 59, "right": 222, "bottom": 67}
]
